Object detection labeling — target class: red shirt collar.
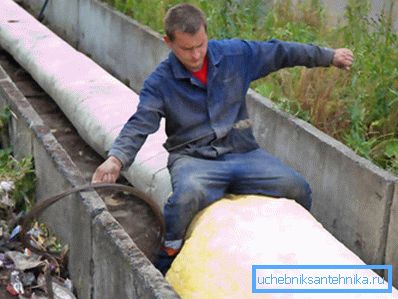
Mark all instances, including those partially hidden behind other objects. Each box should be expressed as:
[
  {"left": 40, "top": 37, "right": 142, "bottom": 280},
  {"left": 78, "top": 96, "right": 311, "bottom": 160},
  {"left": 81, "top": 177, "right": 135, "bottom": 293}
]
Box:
[{"left": 191, "top": 55, "right": 208, "bottom": 85}]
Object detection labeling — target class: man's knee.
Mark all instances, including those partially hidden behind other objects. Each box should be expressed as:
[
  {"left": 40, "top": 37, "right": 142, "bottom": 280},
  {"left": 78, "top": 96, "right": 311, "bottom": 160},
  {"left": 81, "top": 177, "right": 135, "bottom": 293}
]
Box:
[
  {"left": 282, "top": 174, "right": 312, "bottom": 210},
  {"left": 166, "top": 191, "right": 200, "bottom": 221},
  {"left": 170, "top": 172, "right": 207, "bottom": 202}
]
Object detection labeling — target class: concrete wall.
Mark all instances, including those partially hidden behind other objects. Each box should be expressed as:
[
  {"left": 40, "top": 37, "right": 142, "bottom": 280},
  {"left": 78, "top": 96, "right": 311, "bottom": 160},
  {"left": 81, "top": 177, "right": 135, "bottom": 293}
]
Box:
[
  {"left": 42, "top": 0, "right": 80, "bottom": 47},
  {"left": 14, "top": 0, "right": 398, "bottom": 288},
  {"left": 386, "top": 182, "right": 398, "bottom": 285},
  {"left": 78, "top": 0, "right": 169, "bottom": 91},
  {"left": 319, "top": 0, "right": 398, "bottom": 31},
  {"left": 0, "top": 65, "right": 179, "bottom": 298}
]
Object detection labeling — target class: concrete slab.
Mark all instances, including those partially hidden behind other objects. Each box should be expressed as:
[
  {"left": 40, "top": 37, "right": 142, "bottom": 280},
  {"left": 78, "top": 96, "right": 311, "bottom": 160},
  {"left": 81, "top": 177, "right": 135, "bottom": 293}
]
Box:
[
  {"left": 386, "top": 181, "right": 398, "bottom": 287},
  {"left": 92, "top": 210, "right": 179, "bottom": 299},
  {"left": 9, "top": 113, "right": 33, "bottom": 160}
]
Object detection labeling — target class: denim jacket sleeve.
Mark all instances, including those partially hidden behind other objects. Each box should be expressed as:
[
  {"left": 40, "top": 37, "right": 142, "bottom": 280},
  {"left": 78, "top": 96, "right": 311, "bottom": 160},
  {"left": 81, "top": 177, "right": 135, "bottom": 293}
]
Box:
[
  {"left": 108, "top": 78, "right": 165, "bottom": 168},
  {"left": 242, "top": 39, "right": 335, "bottom": 81}
]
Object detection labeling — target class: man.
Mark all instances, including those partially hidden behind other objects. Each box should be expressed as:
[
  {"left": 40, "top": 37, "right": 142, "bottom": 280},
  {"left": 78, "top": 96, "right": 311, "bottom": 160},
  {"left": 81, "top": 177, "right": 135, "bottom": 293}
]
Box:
[{"left": 92, "top": 3, "right": 354, "bottom": 274}]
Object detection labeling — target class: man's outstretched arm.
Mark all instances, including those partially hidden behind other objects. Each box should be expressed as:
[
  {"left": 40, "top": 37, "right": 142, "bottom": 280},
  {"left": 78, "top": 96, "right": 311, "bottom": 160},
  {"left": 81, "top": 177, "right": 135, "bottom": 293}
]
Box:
[{"left": 242, "top": 39, "right": 354, "bottom": 81}]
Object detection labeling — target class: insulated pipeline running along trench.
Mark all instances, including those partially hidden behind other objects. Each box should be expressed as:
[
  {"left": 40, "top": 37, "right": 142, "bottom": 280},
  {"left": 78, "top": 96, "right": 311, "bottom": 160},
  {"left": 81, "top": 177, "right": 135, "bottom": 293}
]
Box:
[{"left": 0, "top": 46, "right": 161, "bottom": 261}]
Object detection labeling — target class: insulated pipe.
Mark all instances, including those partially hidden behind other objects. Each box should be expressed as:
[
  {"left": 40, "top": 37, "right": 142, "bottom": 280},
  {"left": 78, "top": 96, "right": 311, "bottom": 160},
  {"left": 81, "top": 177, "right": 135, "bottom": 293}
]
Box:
[{"left": 167, "top": 195, "right": 398, "bottom": 298}]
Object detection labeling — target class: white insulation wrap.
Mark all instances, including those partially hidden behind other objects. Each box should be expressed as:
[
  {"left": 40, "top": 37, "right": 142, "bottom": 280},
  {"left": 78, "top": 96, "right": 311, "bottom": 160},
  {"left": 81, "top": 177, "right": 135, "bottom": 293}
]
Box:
[
  {"left": 167, "top": 195, "right": 398, "bottom": 298},
  {"left": 0, "top": 0, "right": 171, "bottom": 209}
]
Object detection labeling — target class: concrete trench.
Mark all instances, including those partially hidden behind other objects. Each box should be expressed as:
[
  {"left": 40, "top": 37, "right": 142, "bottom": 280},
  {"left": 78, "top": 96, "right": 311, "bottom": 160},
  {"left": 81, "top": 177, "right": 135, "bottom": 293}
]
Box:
[
  {"left": 0, "top": 47, "right": 179, "bottom": 298},
  {"left": 0, "top": 0, "right": 397, "bottom": 297}
]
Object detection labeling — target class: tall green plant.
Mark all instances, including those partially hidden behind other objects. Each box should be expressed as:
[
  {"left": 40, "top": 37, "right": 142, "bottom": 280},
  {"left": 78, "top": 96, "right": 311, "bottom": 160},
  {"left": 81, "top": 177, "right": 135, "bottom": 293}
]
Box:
[{"left": 341, "top": 0, "right": 398, "bottom": 173}]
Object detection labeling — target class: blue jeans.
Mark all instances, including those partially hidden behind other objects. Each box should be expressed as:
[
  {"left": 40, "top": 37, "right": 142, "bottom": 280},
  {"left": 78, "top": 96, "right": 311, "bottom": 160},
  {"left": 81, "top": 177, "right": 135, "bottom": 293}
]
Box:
[{"left": 164, "top": 148, "right": 312, "bottom": 242}]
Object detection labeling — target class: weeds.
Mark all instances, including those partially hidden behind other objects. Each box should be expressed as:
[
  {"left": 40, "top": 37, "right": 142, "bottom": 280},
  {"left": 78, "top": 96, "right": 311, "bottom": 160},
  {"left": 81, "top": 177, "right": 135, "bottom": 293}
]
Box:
[
  {"left": 0, "top": 107, "right": 35, "bottom": 214},
  {"left": 0, "top": 151, "right": 35, "bottom": 212}
]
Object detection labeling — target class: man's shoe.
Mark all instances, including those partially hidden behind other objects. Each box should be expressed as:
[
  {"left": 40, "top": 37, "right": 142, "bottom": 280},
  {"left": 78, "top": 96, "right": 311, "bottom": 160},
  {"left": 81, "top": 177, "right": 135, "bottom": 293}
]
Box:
[{"left": 153, "top": 248, "right": 177, "bottom": 275}]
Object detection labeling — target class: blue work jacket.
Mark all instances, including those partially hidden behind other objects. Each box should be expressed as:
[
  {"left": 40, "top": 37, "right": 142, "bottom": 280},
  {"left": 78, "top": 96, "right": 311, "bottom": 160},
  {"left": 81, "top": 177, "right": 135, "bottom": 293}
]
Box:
[{"left": 109, "top": 39, "right": 334, "bottom": 168}]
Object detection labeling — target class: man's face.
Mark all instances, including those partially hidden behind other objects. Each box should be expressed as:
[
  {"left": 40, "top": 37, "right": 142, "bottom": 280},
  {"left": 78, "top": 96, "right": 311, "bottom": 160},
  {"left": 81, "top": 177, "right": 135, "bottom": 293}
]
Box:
[{"left": 164, "top": 25, "right": 208, "bottom": 72}]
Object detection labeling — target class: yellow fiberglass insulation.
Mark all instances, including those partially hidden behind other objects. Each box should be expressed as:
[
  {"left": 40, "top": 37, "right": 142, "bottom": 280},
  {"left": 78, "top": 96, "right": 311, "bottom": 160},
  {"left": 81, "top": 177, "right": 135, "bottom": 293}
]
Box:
[{"left": 165, "top": 195, "right": 398, "bottom": 299}]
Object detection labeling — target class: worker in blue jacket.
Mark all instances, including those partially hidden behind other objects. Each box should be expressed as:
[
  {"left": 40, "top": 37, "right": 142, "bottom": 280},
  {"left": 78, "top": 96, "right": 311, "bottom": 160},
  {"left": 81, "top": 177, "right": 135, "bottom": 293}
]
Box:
[{"left": 92, "top": 3, "right": 354, "bottom": 274}]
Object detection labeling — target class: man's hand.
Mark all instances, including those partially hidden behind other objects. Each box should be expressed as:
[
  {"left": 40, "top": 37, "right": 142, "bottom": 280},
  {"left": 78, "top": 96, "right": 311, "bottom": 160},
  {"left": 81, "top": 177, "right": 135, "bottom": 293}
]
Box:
[
  {"left": 332, "top": 48, "right": 354, "bottom": 70},
  {"left": 91, "top": 156, "right": 122, "bottom": 183}
]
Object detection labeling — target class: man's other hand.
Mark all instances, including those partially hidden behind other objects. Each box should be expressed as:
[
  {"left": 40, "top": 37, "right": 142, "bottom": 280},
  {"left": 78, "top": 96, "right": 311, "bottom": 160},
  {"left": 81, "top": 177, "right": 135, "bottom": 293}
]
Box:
[
  {"left": 91, "top": 156, "right": 122, "bottom": 183},
  {"left": 332, "top": 48, "right": 354, "bottom": 70}
]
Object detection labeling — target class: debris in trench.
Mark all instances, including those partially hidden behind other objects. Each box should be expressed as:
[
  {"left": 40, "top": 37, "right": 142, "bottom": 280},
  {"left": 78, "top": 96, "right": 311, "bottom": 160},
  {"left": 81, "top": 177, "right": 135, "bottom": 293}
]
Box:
[
  {"left": 1, "top": 217, "right": 77, "bottom": 298},
  {"left": 13, "top": 182, "right": 164, "bottom": 298}
]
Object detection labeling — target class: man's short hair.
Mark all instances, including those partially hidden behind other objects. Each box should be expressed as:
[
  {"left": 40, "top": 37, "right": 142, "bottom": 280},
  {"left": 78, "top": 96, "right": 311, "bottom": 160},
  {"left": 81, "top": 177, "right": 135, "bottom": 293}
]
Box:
[{"left": 164, "top": 3, "right": 207, "bottom": 41}]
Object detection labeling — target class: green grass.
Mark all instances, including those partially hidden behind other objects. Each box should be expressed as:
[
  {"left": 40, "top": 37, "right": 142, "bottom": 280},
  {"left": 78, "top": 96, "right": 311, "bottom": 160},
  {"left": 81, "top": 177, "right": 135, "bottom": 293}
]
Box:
[
  {"left": 101, "top": 0, "right": 398, "bottom": 175},
  {"left": 0, "top": 107, "right": 36, "bottom": 213},
  {"left": 0, "top": 150, "right": 35, "bottom": 212}
]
